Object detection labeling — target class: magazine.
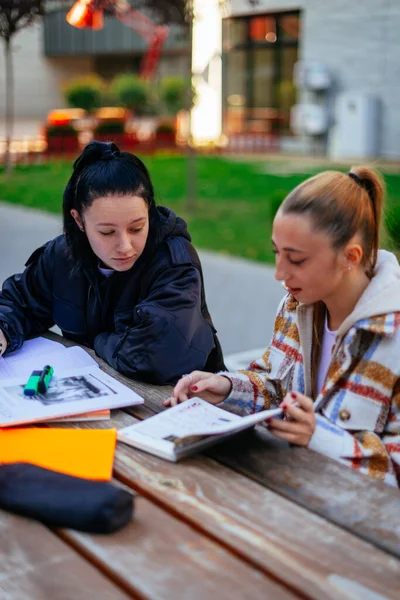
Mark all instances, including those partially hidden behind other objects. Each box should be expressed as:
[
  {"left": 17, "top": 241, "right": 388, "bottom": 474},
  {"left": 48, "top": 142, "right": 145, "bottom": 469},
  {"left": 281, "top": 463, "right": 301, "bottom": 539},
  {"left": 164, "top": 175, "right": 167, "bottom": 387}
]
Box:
[
  {"left": 118, "top": 397, "right": 283, "bottom": 462},
  {"left": 0, "top": 338, "right": 143, "bottom": 427}
]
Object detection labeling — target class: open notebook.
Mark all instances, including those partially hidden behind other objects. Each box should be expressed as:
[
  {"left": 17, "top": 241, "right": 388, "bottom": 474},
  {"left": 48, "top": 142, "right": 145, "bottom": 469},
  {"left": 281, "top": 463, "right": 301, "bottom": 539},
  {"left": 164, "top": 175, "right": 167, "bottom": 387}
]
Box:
[
  {"left": 118, "top": 397, "right": 283, "bottom": 462},
  {"left": 0, "top": 337, "right": 143, "bottom": 427}
]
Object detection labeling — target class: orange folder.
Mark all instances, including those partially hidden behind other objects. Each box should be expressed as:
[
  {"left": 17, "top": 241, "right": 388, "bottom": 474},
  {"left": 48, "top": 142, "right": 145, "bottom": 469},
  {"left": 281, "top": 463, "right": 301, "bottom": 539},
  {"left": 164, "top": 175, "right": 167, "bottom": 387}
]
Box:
[{"left": 0, "top": 428, "right": 117, "bottom": 481}]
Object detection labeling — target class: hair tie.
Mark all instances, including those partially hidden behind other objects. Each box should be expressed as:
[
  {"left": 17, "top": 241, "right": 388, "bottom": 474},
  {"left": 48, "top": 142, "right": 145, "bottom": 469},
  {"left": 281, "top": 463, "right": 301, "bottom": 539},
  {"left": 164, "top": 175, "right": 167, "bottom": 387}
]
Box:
[
  {"left": 101, "top": 148, "right": 121, "bottom": 161},
  {"left": 348, "top": 172, "right": 362, "bottom": 186}
]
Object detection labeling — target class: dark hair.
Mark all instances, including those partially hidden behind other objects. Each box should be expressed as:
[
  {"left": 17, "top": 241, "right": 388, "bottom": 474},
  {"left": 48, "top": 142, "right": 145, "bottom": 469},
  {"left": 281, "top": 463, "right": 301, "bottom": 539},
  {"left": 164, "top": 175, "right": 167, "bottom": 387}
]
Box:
[
  {"left": 63, "top": 140, "right": 155, "bottom": 268},
  {"left": 278, "top": 166, "right": 385, "bottom": 398}
]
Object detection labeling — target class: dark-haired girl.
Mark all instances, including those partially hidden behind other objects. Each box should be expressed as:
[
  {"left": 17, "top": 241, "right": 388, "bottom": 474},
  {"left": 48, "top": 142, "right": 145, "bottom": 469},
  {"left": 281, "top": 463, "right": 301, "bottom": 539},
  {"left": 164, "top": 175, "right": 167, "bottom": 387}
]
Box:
[
  {"left": 167, "top": 167, "right": 400, "bottom": 487},
  {"left": 0, "top": 141, "right": 225, "bottom": 384}
]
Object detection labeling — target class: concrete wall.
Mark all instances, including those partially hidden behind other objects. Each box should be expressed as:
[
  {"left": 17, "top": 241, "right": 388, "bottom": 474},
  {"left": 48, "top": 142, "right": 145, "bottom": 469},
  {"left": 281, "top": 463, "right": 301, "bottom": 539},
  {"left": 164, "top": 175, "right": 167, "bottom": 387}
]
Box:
[
  {"left": 228, "top": 0, "right": 400, "bottom": 158},
  {"left": 0, "top": 23, "right": 93, "bottom": 120}
]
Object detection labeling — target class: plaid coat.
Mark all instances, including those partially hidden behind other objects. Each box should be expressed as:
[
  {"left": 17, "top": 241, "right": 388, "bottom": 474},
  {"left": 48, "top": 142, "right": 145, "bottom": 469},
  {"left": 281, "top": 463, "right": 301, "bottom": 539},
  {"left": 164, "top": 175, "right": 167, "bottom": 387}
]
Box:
[{"left": 221, "top": 251, "right": 400, "bottom": 488}]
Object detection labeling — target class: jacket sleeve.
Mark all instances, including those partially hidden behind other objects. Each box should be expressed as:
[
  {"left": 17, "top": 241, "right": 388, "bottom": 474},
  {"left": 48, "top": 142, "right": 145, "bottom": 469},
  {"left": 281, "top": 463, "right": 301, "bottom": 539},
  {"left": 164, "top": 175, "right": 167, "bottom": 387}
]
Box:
[
  {"left": 93, "top": 265, "right": 216, "bottom": 385},
  {"left": 217, "top": 296, "right": 296, "bottom": 416},
  {"left": 0, "top": 243, "right": 55, "bottom": 352},
  {"left": 308, "top": 391, "right": 400, "bottom": 488}
]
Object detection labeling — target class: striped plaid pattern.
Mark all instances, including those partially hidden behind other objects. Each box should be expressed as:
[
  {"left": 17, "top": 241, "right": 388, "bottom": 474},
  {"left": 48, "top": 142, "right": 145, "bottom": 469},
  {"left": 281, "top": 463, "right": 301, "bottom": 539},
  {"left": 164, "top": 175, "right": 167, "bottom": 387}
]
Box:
[{"left": 221, "top": 294, "right": 400, "bottom": 488}]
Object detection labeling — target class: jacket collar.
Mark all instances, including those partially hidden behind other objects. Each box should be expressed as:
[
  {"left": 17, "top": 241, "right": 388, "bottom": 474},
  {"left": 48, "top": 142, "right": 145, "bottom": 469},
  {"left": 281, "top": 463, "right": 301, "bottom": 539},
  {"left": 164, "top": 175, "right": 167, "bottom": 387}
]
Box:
[
  {"left": 351, "top": 313, "right": 400, "bottom": 337},
  {"left": 337, "top": 250, "right": 400, "bottom": 338}
]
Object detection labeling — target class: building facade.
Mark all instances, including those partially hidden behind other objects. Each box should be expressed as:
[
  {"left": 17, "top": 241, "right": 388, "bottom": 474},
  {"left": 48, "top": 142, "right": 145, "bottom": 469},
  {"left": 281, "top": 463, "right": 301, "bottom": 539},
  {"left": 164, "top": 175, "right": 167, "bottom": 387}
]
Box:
[
  {"left": 0, "top": 3, "right": 190, "bottom": 121},
  {"left": 192, "top": 0, "right": 400, "bottom": 158},
  {"left": 1, "top": 1, "right": 399, "bottom": 158}
]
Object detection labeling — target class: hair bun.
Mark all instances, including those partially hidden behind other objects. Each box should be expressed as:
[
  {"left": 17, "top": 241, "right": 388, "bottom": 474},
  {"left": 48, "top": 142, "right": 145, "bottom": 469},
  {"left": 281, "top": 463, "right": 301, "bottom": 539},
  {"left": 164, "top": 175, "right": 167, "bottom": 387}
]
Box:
[{"left": 73, "top": 141, "right": 121, "bottom": 172}]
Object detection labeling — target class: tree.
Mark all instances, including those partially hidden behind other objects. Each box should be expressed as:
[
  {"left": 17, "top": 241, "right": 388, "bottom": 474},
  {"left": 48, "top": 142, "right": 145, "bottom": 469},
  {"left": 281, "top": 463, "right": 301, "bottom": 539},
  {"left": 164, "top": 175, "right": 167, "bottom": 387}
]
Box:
[{"left": 0, "top": 1, "right": 44, "bottom": 173}]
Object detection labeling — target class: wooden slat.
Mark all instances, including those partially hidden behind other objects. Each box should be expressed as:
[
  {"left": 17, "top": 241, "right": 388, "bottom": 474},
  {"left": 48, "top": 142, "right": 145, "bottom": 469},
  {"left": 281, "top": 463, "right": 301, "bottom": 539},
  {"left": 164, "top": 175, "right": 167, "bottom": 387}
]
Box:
[
  {"left": 122, "top": 384, "right": 400, "bottom": 559},
  {"left": 123, "top": 390, "right": 400, "bottom": 559},
  {"left": 57, "top": 412, "right": 400, "bottom": 600},
  {"left": 0, "top": 510, "right": 130, "bottom": 600},
  {"left": 60, "top": 496, "right": 295, "bottom": 600},
  {"left": 112, "top": 441, "right": 400, "bottom": 600},
  {"left": 208, "top": 428, "right": 400, "bottom": 558}
]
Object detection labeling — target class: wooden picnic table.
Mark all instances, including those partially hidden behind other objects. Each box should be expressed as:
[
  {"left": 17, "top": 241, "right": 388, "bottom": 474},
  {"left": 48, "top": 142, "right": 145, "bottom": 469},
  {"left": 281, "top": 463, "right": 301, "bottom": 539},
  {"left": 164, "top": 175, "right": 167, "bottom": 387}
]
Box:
[{"left": 1, "top": 332, "right": 399, "bottom": 600}]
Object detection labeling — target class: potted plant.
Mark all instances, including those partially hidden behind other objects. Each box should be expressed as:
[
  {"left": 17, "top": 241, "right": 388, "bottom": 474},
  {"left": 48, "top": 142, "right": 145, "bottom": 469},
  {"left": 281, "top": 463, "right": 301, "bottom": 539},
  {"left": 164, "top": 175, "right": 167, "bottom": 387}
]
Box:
[
  {"left": 44, "top": 122, "right": 80, "bottom": 155},
  {"left": 154, "top": 121, "right": 176, "bottom": 147},
  {"left": 110, "top": 75, "right": 151, "bottom": 116},
  {"left": 159, "top": 76, "right": 194, "bottom": 116},
  {"left": 93, "top": 119, "right": 138, "bottom": 149},
  {"left": 158, "top": 76, "right": 196, "bottom": 145},
  {"left": 63, "top": 75, "right": 104, "bottom": 114}
]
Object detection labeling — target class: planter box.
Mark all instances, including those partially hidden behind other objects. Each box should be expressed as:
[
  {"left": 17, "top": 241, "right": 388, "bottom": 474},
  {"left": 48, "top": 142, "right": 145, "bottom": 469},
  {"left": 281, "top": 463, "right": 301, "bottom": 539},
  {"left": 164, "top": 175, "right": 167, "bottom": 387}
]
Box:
[
  {"left": 155, "top": 132, "right": 176, "bottom": 148},
  {"left": 45, "top": 136, "right": 80, "bottom": 155},
  {"left": 93, "top": 133, "right": 139, "bottom": 151}
]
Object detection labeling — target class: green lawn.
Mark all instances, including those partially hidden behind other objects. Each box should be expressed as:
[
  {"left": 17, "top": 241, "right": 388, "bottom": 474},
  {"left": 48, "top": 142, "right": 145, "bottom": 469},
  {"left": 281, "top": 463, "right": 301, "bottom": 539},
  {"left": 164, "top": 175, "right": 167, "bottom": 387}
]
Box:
[{"left": 2, "top": 155, "right": 400, "bottom": 263}]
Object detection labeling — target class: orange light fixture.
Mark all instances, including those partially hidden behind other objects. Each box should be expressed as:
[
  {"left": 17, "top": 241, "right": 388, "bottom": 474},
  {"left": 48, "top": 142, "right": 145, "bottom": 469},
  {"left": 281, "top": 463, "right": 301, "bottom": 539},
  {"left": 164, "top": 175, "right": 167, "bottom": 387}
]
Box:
[
  {"left": 47, "top": 109, "right": 87, "bottom": 126},
  {"left": 66, "top": 0, "right": 104, "bottom": 30},
  {"left": 94, "top": 107, "right": 129, "bottom": 121}
]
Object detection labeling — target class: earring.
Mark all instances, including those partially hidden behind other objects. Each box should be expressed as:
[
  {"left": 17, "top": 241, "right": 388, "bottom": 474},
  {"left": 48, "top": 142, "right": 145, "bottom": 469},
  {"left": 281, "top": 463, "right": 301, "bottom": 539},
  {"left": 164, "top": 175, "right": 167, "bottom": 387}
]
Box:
[{"left": 347, "top": 266, "right": 351, "bottom": 271}]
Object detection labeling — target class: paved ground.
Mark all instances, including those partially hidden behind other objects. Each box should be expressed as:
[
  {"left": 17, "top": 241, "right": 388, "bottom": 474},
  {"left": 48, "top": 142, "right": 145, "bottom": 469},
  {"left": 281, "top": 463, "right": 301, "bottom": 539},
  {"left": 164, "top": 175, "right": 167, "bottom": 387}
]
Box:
[{"left": 0, "top": 203, "right": 284, "bottom": 364}]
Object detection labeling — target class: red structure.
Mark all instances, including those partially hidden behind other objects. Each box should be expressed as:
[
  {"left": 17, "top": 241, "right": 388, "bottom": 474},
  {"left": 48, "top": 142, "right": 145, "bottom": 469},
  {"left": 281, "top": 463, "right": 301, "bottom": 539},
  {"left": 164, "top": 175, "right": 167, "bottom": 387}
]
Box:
[{"left": 66, "top": 0, "right": 169, "bottom": 79}]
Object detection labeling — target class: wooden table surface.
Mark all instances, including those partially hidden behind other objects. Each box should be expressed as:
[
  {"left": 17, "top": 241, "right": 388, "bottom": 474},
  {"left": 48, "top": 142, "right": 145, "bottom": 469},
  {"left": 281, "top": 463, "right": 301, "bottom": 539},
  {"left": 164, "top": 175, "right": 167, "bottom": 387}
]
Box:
[{"left": 1, "top": 333, "right": 399, "bottom": 600}]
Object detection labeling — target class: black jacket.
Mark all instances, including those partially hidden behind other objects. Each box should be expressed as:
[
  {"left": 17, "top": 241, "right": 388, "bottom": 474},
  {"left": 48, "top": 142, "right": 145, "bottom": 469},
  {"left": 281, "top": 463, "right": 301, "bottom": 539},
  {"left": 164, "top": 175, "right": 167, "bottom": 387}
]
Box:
[{"left": 0, "top": 207, "right": 225, "bottom": 384}]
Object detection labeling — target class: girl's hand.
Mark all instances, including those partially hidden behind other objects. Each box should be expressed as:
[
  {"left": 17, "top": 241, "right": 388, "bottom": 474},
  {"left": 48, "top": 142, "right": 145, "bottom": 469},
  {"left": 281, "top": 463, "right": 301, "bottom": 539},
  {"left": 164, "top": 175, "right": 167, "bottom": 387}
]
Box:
[
  {"left": 163, "top": 371, "right": 232, "bottom": 407},
  {"left": 267, "top": 392, "right": 316, "bottom": 447},
  {"left": 0, "top": 330, "right": 7, "bottom": 357}
]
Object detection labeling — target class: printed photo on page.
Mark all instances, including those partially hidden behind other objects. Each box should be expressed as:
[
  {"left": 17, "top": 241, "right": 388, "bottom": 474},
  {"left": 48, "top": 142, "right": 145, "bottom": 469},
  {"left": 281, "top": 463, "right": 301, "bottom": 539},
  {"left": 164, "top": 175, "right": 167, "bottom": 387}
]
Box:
[{"left": 0, "top": 366, "right": 143, "bottom": 427}]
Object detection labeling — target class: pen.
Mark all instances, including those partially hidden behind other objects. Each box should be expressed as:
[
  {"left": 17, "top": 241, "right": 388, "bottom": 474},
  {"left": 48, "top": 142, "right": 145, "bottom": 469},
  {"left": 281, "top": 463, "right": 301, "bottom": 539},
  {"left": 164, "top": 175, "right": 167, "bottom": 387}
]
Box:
[{"left": 38, "top": 365, "right": 54, "bottom": 394}]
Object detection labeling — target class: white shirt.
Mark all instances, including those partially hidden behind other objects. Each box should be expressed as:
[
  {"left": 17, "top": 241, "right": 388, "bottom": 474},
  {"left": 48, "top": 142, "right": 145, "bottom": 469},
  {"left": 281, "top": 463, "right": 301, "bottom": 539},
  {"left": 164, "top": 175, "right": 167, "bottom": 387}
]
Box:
[{"left": 98, "top": 266, "right": 115, "bottom": 278}]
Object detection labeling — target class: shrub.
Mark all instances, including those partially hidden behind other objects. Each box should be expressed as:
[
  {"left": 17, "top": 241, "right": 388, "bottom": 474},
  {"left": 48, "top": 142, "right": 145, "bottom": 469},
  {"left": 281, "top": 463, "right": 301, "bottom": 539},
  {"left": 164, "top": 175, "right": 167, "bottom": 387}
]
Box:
[
  {"left": 159, "top": 76, "right": 195, "bottom": 114},
  {"left": 44, "top": 123, "right": 78, "bottom": 138},
  {"left": 110, "top": 75, "right": 151, "bottom": 115},
  {"left": 385, "top": 204, "right": 400, "bottom": 248},
  {"left": 64, "top": 75, "right": 104, "bottom": 113},
  {"left": 94, "top": 120, "right": 125, "bottom": 135},
  {"left": 155, "top": 121, "right": 175, "bottom": 135}
]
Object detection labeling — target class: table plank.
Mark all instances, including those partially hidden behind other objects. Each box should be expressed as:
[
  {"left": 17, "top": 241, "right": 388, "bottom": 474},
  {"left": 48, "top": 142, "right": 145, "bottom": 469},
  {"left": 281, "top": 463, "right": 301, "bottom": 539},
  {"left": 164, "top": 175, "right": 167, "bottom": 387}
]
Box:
[
  {"left": 113, "top": 440, "right": 400, "bottom": 600},
  {"left": 123, "top": 392, "right": 400, "bottom": 559},
  {"left": 209, "top": 428, "right": 400, "bottom": 558},
  {"left": 0, "top": 510, "right": 130, "bottom": 600},
  {"left": 69, "top": 411, "right": 400, "bottom": 600},
  {"left": 60, "top": 495, "right": 295, "bottom": 600}
]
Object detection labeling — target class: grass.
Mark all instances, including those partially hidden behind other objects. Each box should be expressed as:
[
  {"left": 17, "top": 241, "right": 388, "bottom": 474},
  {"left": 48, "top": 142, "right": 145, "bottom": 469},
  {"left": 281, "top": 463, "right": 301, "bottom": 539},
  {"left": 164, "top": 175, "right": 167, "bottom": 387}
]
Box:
[{"left": 1, "top": 155, "right": 400, "bottom": 263}]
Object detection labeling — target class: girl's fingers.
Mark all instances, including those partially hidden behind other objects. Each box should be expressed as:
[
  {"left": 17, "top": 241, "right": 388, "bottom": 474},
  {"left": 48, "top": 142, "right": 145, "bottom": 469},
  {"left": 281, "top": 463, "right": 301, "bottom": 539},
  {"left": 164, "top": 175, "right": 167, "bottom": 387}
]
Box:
[
  {"left": 281, "top": 392, "right": 314, "bottom": 412},
  {"left": 284, "top": 404, "right": 308, "bottom": 422},
  {"left": 269, "top": 428, "right": 298, "bottom": 444},
  {"left": 267, "top": 417, "right": 299, "bottom": 432},
  {"left": 164, "top": 391, "right": 189, "bottom": 407},
  {"left": 188, "top": 376, "right": 216, "bottom": 395},
  {"left": 173, "top": 371, "right": 210, "bottom": 397}
]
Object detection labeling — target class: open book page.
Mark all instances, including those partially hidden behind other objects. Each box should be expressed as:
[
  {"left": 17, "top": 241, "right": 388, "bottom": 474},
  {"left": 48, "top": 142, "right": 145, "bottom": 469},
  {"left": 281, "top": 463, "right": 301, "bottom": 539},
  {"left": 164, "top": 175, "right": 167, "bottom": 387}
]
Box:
[
  {"left": 0, "top": 366, "right": 143, "bottom": 427},
  {"left": 0, "top": 338, "right": 97, "bottom": 381},
  {"left": 118, "top": 398, "right": 283, "bottom": 458}
]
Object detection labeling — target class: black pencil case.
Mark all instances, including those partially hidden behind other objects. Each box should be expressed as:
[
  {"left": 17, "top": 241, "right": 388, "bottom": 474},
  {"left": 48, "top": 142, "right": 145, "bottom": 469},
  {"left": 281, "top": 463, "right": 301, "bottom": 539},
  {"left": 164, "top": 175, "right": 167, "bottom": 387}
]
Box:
[{"left": 0, "top": 462, "right": 134, "bottom": 534}]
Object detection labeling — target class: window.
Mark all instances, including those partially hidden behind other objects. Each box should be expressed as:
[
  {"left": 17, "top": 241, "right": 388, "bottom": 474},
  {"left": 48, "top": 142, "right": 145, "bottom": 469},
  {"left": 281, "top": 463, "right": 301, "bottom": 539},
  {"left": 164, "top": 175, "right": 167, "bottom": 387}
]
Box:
[{"left": 222, "top": 11, "right": 300, "bottom": 135}]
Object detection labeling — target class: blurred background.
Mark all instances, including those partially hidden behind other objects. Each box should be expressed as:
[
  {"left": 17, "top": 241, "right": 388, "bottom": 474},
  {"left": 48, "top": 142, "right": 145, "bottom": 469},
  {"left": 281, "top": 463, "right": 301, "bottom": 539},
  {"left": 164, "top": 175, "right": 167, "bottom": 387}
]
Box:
[{"left": 1, "top": 0, "right": 399, "bottom": 363}]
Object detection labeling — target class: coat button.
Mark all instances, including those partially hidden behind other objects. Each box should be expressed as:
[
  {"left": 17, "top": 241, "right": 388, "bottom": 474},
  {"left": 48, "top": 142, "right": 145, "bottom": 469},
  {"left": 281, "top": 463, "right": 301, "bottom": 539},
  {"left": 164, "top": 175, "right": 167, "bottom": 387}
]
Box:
[
  {"left": 265, "top": 363, "right": 272, "bottom": 374},
  {"left": 339, "top": 409, "right": 351, "bottom": 422}
]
